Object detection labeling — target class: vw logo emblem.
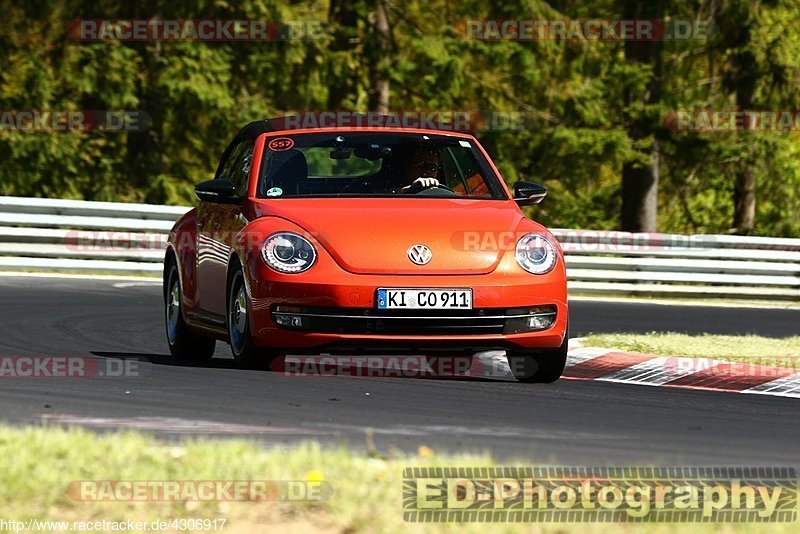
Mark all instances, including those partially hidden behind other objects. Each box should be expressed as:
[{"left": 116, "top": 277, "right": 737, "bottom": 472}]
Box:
[{"left": 407, "top": 244, "right": 432, "bottom": 265}]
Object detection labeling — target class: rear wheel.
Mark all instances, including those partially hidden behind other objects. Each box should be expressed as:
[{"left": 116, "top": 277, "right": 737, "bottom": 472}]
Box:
[
  {"left": 227, "top": 265, "right": 277, "bottom": 369},
  {"left": 164, "top": 260, "right": 215, "bottom": 360},
  {"left": 506, "top": 327, "right": 569, "bottom": 383}
]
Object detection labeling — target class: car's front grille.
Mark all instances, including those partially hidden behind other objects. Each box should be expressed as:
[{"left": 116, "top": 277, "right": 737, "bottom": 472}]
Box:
[{"left": 271, "top": 306, "right": 556, "bottom": 335}]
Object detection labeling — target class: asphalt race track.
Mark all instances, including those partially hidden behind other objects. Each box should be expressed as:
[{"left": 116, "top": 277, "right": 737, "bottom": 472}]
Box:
[{"left": 0, "top": 275, "right": 799, "bottom": 465}]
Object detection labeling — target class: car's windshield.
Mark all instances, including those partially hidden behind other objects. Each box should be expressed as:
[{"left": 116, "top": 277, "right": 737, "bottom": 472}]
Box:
[{"left": 257, "top": 132, "right": 507, "bottom": 199}]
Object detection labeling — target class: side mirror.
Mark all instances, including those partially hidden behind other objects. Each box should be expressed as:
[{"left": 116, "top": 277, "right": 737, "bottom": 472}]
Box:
[
  {"left": 195, "top": 179, "right": 240, "bottom": 204},
  {"left": 514, "top": 181, "right": 547, "bottom": 207}
]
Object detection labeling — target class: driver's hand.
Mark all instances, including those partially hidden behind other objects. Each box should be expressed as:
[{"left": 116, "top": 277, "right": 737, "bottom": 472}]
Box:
[{"left": 402, "top": 177, "right": 440, "bottom": 193}]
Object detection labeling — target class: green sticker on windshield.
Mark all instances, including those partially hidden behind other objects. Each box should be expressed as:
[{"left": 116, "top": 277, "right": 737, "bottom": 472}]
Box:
[{"left": 266, "top": 187, "right": 283, "bottom": 197}]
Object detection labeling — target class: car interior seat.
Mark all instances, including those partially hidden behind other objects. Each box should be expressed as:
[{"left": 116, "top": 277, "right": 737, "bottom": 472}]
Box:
[{"left": 267, "top": 150, "right": 308, "bottom": 196}]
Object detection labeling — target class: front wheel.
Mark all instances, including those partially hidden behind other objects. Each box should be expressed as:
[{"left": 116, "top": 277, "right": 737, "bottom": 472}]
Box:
[
  {"left": 227, "top": 265, "right": 278, "bottom": 369},
  {"left": 506, "top": 327, "right": 569, "bottom": 383}
]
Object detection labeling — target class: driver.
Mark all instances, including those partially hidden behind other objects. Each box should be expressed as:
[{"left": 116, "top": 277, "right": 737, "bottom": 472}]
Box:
[{"left": 398, "top": 148, "right": 443, "bottom": 193}]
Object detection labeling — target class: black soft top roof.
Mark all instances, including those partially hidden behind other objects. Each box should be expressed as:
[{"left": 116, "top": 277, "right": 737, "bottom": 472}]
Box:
[{"left": 230, "top": 120, "right": 275, "bottom": 142}]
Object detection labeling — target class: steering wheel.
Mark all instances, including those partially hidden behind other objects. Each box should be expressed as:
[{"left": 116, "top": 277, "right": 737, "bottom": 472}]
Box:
[{"left": 414, "top": 182, "right": 453, "bottom": 193}]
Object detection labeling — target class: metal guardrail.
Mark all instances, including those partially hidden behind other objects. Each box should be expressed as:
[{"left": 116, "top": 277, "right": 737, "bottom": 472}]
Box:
[
  {"left": 0, "top": 196, "right": 798, "bottom": 300},
  {"left": 0, "top": 196, "right": 182, "bottom": 276}
]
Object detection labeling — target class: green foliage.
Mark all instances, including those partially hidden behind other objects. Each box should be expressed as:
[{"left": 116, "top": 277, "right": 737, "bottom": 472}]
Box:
[{"left": 0, "top": 0, "right": 798, "bottom": 236}]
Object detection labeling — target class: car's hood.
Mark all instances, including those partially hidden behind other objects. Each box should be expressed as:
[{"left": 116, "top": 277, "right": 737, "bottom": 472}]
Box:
[{"left": 251, "top": 198, "right": 526, "bottom": 275}]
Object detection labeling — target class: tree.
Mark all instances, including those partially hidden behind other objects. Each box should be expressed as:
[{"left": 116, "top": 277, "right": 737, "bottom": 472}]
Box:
[
  {"left": 619, "top": 0, "right": 666, "bottom": 232},
  {"left": 716, "top": 0, "right": 760, "bottom": 234},
  {"left": 710, "top": 0, "right": 800, "bottom": 235},
  {"left": 1, "top": 0, "right": 798, "bottom": 237},
  {"left": 368, "top": 0, "right": 391, "bottom": 113}
]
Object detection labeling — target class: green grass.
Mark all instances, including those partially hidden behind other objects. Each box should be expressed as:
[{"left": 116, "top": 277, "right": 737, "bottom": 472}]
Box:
[
  {"left": 582, "top": 332, "right": 800, "bottom": 367},
  {"left": 0, "top": 425, "right": 798, "bottom": 533}
]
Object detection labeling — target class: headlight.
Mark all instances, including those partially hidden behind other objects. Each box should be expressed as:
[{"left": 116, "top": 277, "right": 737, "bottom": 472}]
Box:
[
  {"left": 515, "top": 233, "right": 557, "bottom": 274},
  {"left": 261, "top": 232, "right": 317, "bottom": 273}
]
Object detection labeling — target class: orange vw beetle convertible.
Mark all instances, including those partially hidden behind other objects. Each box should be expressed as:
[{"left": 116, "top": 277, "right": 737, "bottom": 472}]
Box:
[{"left": 164, "top": 118, "right": 569, "bottom": 382}]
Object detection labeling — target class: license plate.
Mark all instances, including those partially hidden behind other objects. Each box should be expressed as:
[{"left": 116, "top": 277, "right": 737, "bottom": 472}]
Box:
[{"left": 376, "top": 288, "right": 473, "bottom": 310}]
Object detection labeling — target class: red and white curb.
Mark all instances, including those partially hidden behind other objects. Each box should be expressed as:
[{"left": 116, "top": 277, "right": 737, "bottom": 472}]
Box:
[{"left": 563, "top": 348, "right": 800, "bottom": 398}]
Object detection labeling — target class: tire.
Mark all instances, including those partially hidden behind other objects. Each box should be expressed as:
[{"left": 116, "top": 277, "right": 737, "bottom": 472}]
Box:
[
  {"left": 164, "top": 259, "right": 216, "bottom": 360},
  {"left": 506, "top": 327, "right": 569, "bottom": 383},
  {"left": 227, "top": 264, "right": 277, "bottom": 369}
]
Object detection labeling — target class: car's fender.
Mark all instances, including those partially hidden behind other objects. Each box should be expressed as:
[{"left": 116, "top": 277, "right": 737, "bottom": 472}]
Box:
[{"left": 166, "top": 208, "right": 200, "bottom": 307}]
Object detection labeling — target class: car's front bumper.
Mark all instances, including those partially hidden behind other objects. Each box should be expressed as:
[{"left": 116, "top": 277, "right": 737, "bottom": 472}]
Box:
[{"left": 243, "top": 250, "right": 568, "bottom": 353}]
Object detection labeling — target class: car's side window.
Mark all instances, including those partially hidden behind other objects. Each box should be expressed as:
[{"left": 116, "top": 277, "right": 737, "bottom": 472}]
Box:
[
  {"left": 214, "top": 145, "right": 234, "bottom": 187},
  {"left": 229, "top": 141, "right": 254, "bottom": 196},
  {"left": 216, "top": 142, "right": 238, "bottom": 181},
  {"left": 217, "top": 140, "right": 254, "bottom": 197},
  {"left": 237, "top": 145, "right": 253, "bottom": 192}
]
